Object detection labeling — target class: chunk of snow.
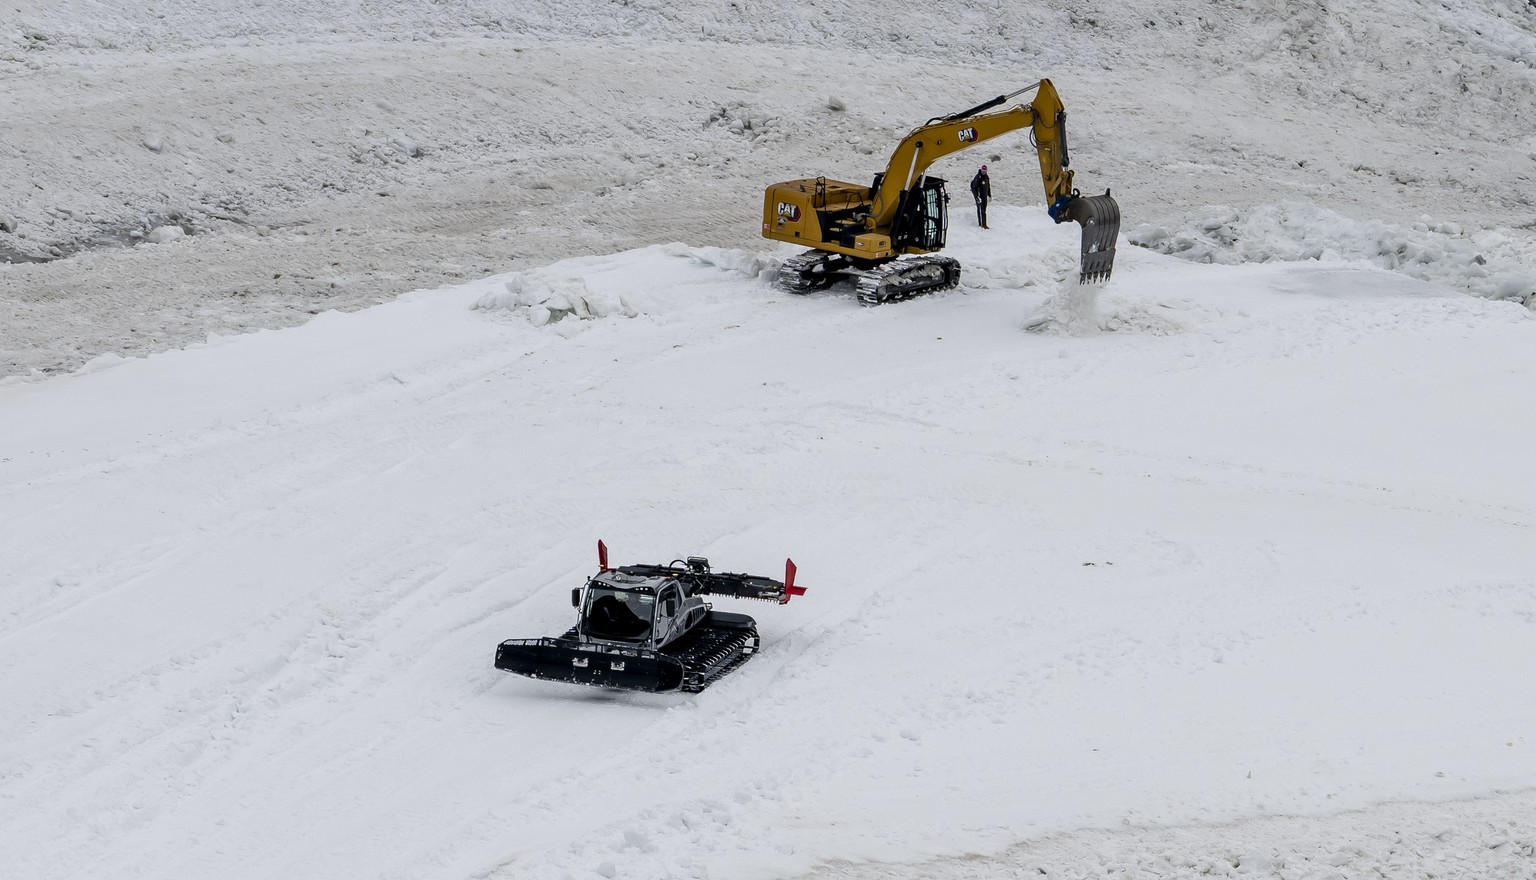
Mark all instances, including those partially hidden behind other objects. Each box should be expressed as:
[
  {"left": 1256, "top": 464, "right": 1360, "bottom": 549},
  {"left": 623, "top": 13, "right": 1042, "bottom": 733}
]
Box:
[
  {"left": 477, "top": 271, "right": 633, "bottom": 324},
  {"left": 146, "top": 225, "right": 185, "bottom": 244},
  {"left": 75, "top": 351, "right": 131, "bottom": 373},
  {"left": 390, "top": 136, "right": 420, "bottom": 157}
]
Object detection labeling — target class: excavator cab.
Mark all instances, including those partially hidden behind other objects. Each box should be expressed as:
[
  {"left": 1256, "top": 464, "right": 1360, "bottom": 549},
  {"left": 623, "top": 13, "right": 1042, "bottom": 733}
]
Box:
[{"left": 891, "top": 178, "right": 949, "bottom": 252}]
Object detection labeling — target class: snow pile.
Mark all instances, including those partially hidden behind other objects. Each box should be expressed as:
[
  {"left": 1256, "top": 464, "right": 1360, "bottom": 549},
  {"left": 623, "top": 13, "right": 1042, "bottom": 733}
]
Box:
[
  {"left": 1021, "top": 280, "right": 1109, "bottom": 335},
  {"left": 477, "top": 270, "right": 638, "bottom": 326},
  {"left": 1129, "top": 203, "right": 1536, "bottom": 307},
  {"left": 946, "top": 252, "right": 1067, "bottom": 293},
  {"left": 144, "top": 225, "right": 185, "bottom": 245},
  {"left": 72, "top": 350, "right": 133, "bottom": 374},
  {"left": 704, "top": 102, "right": 785, "bottom": 146},
  {"left": 1021, "top": 279, "right": 1185, "bottom": 338},
  {"left": 473, "top": 243, "right": 776, "bottom": 326},
  {"left": 669, "top": 243, "right": 778, "bottom": 281}
]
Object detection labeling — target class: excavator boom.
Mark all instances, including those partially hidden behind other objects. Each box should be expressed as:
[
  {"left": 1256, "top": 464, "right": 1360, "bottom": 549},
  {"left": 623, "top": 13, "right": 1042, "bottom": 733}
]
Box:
[
  {"left": 867, "top": 80, "right": 1118, "bottom": 283},
  {"left": 869, "top": 82, "right": 1055, "bottom": 227}
]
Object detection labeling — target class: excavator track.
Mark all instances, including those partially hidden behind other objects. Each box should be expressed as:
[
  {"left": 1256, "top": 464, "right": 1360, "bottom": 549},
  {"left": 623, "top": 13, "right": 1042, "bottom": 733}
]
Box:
[
  {"left": 777, "top": 252, "right": 847, "bottom": 293},
  {"left": 853, "top": 255, "right": 962, "bottom": 306}
]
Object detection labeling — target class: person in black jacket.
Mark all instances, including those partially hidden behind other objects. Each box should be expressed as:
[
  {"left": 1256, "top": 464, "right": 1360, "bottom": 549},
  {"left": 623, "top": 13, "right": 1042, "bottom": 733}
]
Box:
[{"left": 970, "top": 165, "right": 991, "bottom": 229}]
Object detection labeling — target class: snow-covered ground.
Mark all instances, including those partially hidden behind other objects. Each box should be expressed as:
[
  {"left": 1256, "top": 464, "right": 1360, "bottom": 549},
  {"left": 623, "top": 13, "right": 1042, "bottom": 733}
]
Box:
[
  {"left": 4, "top": 2, "right": 1536, "bottom": 878},
  {"left": 6, "top": 211, "right": 1536, "bottom": 878}
]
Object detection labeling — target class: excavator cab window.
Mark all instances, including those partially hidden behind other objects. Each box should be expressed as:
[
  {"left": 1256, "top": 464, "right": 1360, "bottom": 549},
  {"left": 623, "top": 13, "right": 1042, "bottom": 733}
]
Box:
[{"left": 891, "top": 177, "right": 948, "bottom": 252}]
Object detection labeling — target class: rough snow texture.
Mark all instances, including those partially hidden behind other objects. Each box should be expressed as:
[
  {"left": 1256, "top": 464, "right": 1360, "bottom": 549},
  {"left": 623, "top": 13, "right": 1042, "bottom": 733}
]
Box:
[
  {"left": 3, "top": 1, "right": 1535, "bottom": 375},
  {"left": 805, "top": 795, "right": 1536, "bottom": 879},
  {"left": 472, "top": 244, "right": 773, "bottom": 326},
  {"left": 1129, "top": 204, "right": 1536, "bottom": 307}
]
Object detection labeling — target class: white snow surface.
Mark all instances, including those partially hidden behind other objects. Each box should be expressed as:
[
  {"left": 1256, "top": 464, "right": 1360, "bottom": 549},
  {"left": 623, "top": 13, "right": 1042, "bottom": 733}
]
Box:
[
  {"left": 6, "top": 212, "right": 1536, "bottom": 879},
  {"left": 4, "top": 2, "right": 1536, "bottom": 879}
]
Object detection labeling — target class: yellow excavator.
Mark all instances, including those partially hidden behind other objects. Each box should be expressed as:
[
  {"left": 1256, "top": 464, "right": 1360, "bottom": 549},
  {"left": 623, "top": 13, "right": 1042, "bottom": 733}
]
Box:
[{"left": 762, "top": 80, "right": 1120, "bottom": 305}]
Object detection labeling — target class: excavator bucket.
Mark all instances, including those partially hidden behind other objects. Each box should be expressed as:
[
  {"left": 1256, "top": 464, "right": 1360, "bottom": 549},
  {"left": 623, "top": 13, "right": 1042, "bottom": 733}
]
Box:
[{"left": 1059, "top": 191, "right": 1121, "bottom": 284}]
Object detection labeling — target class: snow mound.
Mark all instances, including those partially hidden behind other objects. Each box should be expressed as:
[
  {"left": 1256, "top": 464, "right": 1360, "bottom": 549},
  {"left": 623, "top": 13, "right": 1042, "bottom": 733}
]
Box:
[
  {"left": 1023, "top": 277, "right": 1186, "bottom": 337},
  {"left": 1022, "top": 280, "right": 1112, "bottom": 336},
  {"left": 666, "top": 243, "right": 777, "bottom": 281},
  {"left": 145, "top": 225, "right": 185, "bottom": 245},
  {"left": 703, "top": 102, "right": 784, "bottom": 145},
  {"left": 476, "top": 271, "right": 638, "bottom": 327},
  {"left": 472, "top": 243, "right": 776, "bottom": 326},
  {"left": 73, "top": 351, "right": 133, "bottom": 374},
  {"left": 955, "top": 253, "right": 1066, "bottom": 292},
  {"left": 1129, "top": 203, "right": 1536, "bottom": 308}
]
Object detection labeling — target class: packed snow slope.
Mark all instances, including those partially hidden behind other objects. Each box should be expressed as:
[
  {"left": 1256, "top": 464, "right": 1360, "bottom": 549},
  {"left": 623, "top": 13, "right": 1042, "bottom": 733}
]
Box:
[
  {"left": 3, "top": 211, "right": 1535, "bottom": 879},
  {"left": 4, "top": 0, "right": 1535, "bottom": 375}
]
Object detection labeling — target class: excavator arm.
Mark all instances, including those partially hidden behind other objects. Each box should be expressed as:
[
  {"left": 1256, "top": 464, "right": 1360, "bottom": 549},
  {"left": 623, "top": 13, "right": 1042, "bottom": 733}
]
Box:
[{"left": 869, "top": 80, "right": 1119, "bottom": 283}]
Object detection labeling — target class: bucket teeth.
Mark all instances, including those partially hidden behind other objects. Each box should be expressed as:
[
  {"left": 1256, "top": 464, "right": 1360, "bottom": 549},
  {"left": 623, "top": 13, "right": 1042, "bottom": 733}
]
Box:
[{"left": 1064, "top": 192, "right": 1121, "bottom": 285}]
